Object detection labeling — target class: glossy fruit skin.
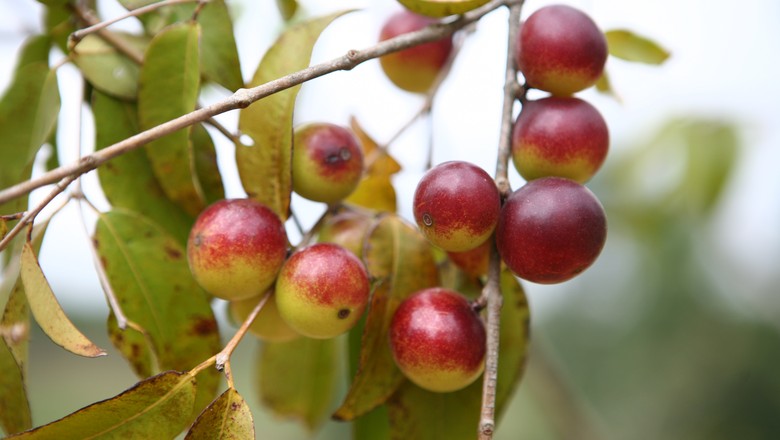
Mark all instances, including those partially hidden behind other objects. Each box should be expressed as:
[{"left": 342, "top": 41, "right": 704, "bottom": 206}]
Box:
[
  {"left": 187, "top": 199, "right": 288, "bottom": 301},
  {"left": 379, "top": 11, "right": 454, "bottom": 93},
  {"left": 512, "top": 97, "right": 609, "bottom": 183},
  {"left": 229, "top": 291, "right": 299, "bottom": 342},
  {"left": 496, "top": 177, "right": 606, "bottom": 284},
  {"left": 389, "top": 288, "right": 486, "bottom": 393},
  {"left": 413, "top": 161, "right": 500, "bottom": 252},
  {"left": 516, "top": 5, "right": 608, "bottom": 96},
  {"left": 275, "top": 243, "right": 370, "bottom": 339},
  {"left": 317, "top": 211, "right": 372, "bottom": 258},
  {"left": 292, "top": 123, "right": 364, "bottom": 204}
]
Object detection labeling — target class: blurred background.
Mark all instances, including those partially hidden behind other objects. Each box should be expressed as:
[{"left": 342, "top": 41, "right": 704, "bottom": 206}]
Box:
[{"left": 1, "top": 0, "right": 780, "bottom": 438}]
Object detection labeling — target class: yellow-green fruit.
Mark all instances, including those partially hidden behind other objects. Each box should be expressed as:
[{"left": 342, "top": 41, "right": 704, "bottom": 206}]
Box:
[
  {"left": 317, "top": 211, "right": 372, "bottom": 258},
  {"left": 229, "top": 292, "right": 300, "bottom": 342}
]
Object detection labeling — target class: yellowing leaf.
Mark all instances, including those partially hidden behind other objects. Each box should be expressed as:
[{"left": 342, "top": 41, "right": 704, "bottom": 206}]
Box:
[
  {"left": 7, "top": 371, "right": 196, "bottom": 439},
  {"left": 345, "top": 118, "right": 401, "bottom": 212},
  {"left": 605, "top": 29, "right": 670, "bottom": 65},
  {"left": 198, "top": 0, "right": 243, "bottom": 91},
  {"left": 276, "top": 0, "right": 298, "bottom": 21},
  {"left": 334, "top": 214, "right": 439, "bottom": 421},
  {"left": 185, "top": 388, "right": 254, "bottom": 440},
  {"left": 397, "top": 0, "right": 491, "bottom": 17},
  {"left": 20, "top": 243, "right": 105, "bottom": 358},
  {"left": 139, "top": 22, "right": 205, "bottom": 217},
  {"left": 237, "top": 11, "right": 353, "bottom": 219},
  {"left": 0, "top": 338, "right": 31, "bottom": 435},
  {"left": 257, "top": 337, "right": 339, "bottom": 431}
]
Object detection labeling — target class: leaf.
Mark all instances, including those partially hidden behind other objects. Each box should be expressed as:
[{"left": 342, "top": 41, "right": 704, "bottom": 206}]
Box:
[
  {"left": 396, "top": 0, "right": 490, "bottom": 17},
  {"left": 185, "top": 387, "right": 254, "bottom": 440},
  {"left": 191, "top": 123, "right": 225, "bottom": 205},
  {"left": 276, "top": 0, "right": 299, "bottom": 21},
  {"left": 44, "top": 2, "right": 74, "bottom": 52},
  {"left": 353, "top": 405, "right": 391, "bottom": 440},
  {"left": 495, "top": 269, "right": 530, "bottom": 419},
  {"left": 139, "top": 22, "right": 205, "bottom": 217},
  {"left": 345, "top": 118, "right": 401, "bottom": 213},
  {"left": 20, "top": 242, "right": 106, "bottom": 358},
  {"left": 92, "top": 90, "right": 194, "bottom": 245},
  {"left": 333, "top": 214, "right": 439, "bottom": 421},
  {"left": 0, "top": 338, "right": 31, "bottom": 435},
  {"left": 94, "top": 210, "right": 221, "bottom": 412},
  {"left": 198, "top": 0, "right": 243, "bottom": 91},
  {"left": 237, "top": 11, "right": 353, "bottom": 219},
  {"left": 595, "top": 70, "right": 621, "bottom": 102},
  {"left": 605, "top": 29, "right": 670, "bottom": 65},
  {"left": 107, "top": 312, "right": 155, "bottom": 379},
  {"left": 257, "top": 337, "right": 339, "bottom": 431},
  {"left": 7, "top": 370, "right": 196, "bottom": 439},
  {"left": 71, "top": 33, "right": 146, "bottom": 100}
]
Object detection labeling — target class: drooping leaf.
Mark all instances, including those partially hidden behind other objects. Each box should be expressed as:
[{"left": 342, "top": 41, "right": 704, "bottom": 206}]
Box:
[
  {"left": 71, "top": 33, "right": 147, "bottom": 100},
  {"left": 334, "top": 214, "right": 439, "bottom": 421},
  {"left": 20, "top": 242, "right": 106, "bottom": 358},
  {"left": 495, "top": 269, "right": 530, "bottom": 419},
  {"left": 43, "top": 2, "right": 74, "bottom": 52},
  {"left": 191, "top": 124, "right": 225, "bottom": 205},
  {"left": 345, "top": 117, "right": 401, "bottom": 213},
  {"left": 94, "top": 210, "right": 221, "bottom": 412},
  {"left": 605, "top": 29, "right": 670, "bottom": 65},
  {"left": 139, "top": 22, "right": 205, "bottom": 217},
  {"left": 7, "top": 370, "right": 196, "bottom": 439},
  {"left": 0, "top": 336, "right": 31, "bottom": 435},
  {"left": 237, "top": 11, "right": 353, "bottom": 219},
  {"left": 92, "top": 90, "right": 194, "bottom": 245},
  {"left": 185, "top": 387, "right": 254, "bottom": 440},
  {"left": 257, "top": 337, "right": 339, "bottom": 431},
  {"left": 198, "top": 0, "right": 243, "bottom": 91},
  {"left": 276, "top": 0, "right": 299, "bottom": 21},
  {"left": 107, "top": 312, "right": 155, "bottom": 379}
]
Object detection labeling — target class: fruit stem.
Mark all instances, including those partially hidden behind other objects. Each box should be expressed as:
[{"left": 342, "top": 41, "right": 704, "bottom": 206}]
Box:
[{"left": 215, "top": 289, "right": 273, "bottom": 376}]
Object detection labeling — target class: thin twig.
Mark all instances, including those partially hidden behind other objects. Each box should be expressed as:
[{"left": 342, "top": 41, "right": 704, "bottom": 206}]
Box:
[
  {"left": 0, "top": 0, "right": 511, "bottom": 209},
  {"left": 69, "top": 4, "right": 145, "bottom": 64},
  {"left": 215, "top": 289, "right": 273, "bottom": 371}
]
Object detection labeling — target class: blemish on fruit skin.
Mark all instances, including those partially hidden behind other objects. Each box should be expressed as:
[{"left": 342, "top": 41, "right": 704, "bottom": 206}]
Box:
[
  {"left": 422, "top": 213, "right": 433, "bottom": 227},
  {"left": 337, "top": 308, "right": 351, "bottom": 319}
]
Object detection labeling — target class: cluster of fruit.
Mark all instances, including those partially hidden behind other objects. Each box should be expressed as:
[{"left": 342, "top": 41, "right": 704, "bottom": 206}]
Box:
[{"left": 186, "top": 3, "right": 609, "bottom": 396}]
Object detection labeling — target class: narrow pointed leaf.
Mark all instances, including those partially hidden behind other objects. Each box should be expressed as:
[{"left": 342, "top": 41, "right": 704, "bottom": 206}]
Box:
[
  {"left": 191, "top": 123, "right": 225, "bottom": 205},
  {"left": 198, "top": 0, "right": 243, "bottom": 91},
  {"left": 93, "top": 90, "right": 194, "bottom": 245},
  {"left": 185, "top": 387, "right": 254, "bottom": 440},
  {"left": 139, "top": 22, "right": 205, "bottom": 217},
  {"left": 276, "top": 0, "right": 298, "bottom": 21},
  {"left": 237, "top": 11, "right": 352, "bottom": 219},
  {"left": 7, "top": 371, "right": 196, "bottom": 439},
  {"left": 0, "top": 338, "right": 31, "bottom": 435},
  {"left": 107, "top": 312, "right": 155, "bottom": 379},
  {"left": 20, "top": 243, "right": 106, "bottom": 358},
  {"left": 334, "top": 214, "right": 439, "bottom": 420},
  {"left": 345, "top": 118, "right": 401, "bottom": 212},
  {"left": 605, "top": 29, "right": 670, "bottom": 65},
  {"left": 495, "top": 269, "right": 530, "bottom": 419},
  {"left": 94, "top": 210, "right": 221, "bottom": 412},
  {"left": 257, "top": 337, "right": 339, "bottom": 431},
  {"left": 72, "top": 34, "right": 146, "bottom": 100}
]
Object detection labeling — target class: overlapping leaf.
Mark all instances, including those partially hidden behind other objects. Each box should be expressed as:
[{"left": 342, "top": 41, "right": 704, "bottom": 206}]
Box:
[
  {"left": 257, "top": 337, "right": 339, "bottom": 431},
  {"left": 7, "top": 371, "right": 196, "bottom": 439},
  {"left": 334, "top": 214, "right": 439, "bottom": 421},
  {"left": 345, "top": 118, "right": 402, "bottom": 213},
  {"left": 191, "top": 123, "right": 225, "bottom": 205},
  {"left": 138, "top": 22, "right": 205, "bottom": 217},
  {"left": 94, "top": 210, "right": 221, "bottom": 412},
  {"left": 495, "top": 269, "right": 531, "bottom": 419},
  {"left": 72, "top": 33, "right": 146, "bottom": 100},
  {"left": 185, "top": 387, "right": 254, "bottom": 439},
  {"left": 197, "top": 0, "right": 243, "bottom": 91},
  {"left": 605, "top": 29, "right": 670, "bottom": 65},
  {"left": 0, "top": 338, "right": 31, "bottom": 435},
  {"left": 237, "top": 11, "right": 352, "bottom": 219}
]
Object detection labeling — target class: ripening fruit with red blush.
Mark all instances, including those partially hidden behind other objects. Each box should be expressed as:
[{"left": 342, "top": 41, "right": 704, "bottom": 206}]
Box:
[
  {"left": 413, "top": 161, "right": 500, "bottom": 252},
  {"left": 512, "top": 97, "right": 609, "bottom": 183},
  {"left": 229, "top": 291, "right": 299, "bottom": 343},
  {"left": 516, "top": 5, "right": 608, "bottom": 96},
  {"left": 496, "top": 177, "right": 606, "bottom": 284},
  {"left": 292, "top": 123, "right": 364, "bottom": 204},
  {"left": 187, "top": 199, "right": 288, "bottom": 301},
  {"left": 317, "top": 211, "right": 372, "bottom": 258},
  {"left": 275, "top": 243, "right": 370, "bottom": 339},
  {"left": 379, "top": 10, "right": 454, "bottom": 93},
  {"left": 389, "top": 288, "right": 486, "bottom": 393}
]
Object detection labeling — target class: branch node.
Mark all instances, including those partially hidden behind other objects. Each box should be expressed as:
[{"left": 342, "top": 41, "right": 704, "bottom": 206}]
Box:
[{"left": 232, "top": 88, "right": 253, "bottom": 109}]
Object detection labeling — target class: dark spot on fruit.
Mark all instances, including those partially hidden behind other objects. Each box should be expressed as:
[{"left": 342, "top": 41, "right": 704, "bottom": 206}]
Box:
[
  {"left": 337, "top": 308, "right": 351, "bottom": 319},
  {"left": 422, "top": 213, "right": 433, "bottom": 227},
  {"left": 192, "top": 318, "right": 218, "bottom": 335},
  {"left": 339, "top": 147, "right": 352, "bottom": 161},
  {"left": 193, "top": 234, "right": 202, "bottom": 247}
]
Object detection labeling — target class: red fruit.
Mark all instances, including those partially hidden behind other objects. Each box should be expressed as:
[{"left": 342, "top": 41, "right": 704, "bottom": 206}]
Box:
[
  {"left": 516, "top": 5, "right": 608, "bottom": 96},
  {"left": 413, "top": 161, "right": 500, "bottom": 252},
  {"left": 379, "top": 10, "right": 454, "bottom": 93},
  {"left": 512, "top": 97, "right": 609, "bottom": 183},
  {"left": 187, "top": 199, "right": 288, "bottom": 300},
  {"left": 496, "top": 177, "right": 606, "bottom": 284},
  {"left": 389, "top": 288, "right": 486, "bottom": 392}
]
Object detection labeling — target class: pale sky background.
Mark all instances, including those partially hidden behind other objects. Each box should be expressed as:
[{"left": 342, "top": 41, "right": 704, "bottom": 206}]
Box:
[{"left": 1, "top": 0, "right": 779, "bottom": 323}]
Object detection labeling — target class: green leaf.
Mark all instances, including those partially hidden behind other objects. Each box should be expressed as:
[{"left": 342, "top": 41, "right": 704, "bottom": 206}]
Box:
[
  {"left": 334, "top": 214, "right": 439, "bottom": 421},
  {"left": 237, "top": 10, "right": 353, "bottom": 219},
  {"left": 185, "top": 387, "right": 254, "bottom": 440},
  {"left": 94, "top": 210, "right": 221, "bottom": 412},
  {"left": 139, "top": 22, "right": 205, "bottom": 217},
  {"left": 605, "top": 29, "right": 670, "bottom": 65},
  {"left": 353, "top": 405, "right": 391, "bottom": 440},
  {"left": 191, "top": 124, "right": 225, "bottom": 205},
  {"left": 71, "top": 33, "right": 146, "bottom": 100},
  {"left": 257, "top": 337, "right": 339, "bottom": 431},
  {"left": 20, "top": 242, "right": 106, "bottom": 358},
  {"left": 15, "top": 35, "right": 51, "bottom": 69},
  {"left": 198, "top": 0, "right": 243, "bottom": 91},
  {"left": 93, "top": 90, "right": 194, "bottom": 245},
  {"left": 7, "top": 370, "right": 196, "bottom": 439},
  {"left": 495, "top": 269, "right": 530, "bottom": 419},
  {"left": 107, "top": 312, "right": 155, "bottom": 379},
  {"left": 0, "top": 338, "right": 31, "bottom": 435},
  {"left": 44, "top": 3, "right": 74, "bottom": 52}
]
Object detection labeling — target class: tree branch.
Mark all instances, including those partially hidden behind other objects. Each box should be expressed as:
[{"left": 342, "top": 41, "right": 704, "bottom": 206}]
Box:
[{"left": 0, "top": 0, "right": 511, "bottom": 209}]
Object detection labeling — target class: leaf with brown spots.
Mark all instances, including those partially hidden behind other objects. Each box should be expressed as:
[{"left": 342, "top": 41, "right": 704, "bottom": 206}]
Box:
[{"left": 185, "top": 387, "right": 254, "bottom": 440}]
